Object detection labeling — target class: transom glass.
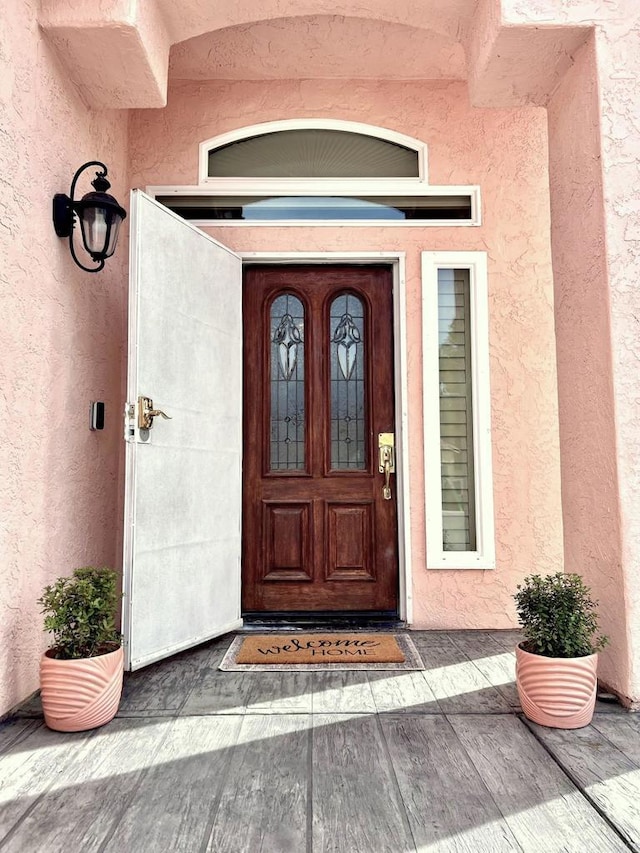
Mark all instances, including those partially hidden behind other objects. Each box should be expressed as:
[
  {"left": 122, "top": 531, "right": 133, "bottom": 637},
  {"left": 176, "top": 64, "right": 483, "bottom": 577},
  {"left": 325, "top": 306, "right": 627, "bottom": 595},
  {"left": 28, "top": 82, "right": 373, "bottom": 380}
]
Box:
[{"left": 208, "top": 129, "right": 419, "bottom": 178}]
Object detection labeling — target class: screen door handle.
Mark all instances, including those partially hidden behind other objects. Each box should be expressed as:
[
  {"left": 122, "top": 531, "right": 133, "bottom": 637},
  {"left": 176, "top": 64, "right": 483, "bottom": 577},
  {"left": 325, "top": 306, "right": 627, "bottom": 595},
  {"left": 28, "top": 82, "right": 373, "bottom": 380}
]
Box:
[
  {"left": 378, "top": 433, "right": 395, "bottom": 500},
  {"left": 138, "top": 396, "right": 172, "bottom": 430}
]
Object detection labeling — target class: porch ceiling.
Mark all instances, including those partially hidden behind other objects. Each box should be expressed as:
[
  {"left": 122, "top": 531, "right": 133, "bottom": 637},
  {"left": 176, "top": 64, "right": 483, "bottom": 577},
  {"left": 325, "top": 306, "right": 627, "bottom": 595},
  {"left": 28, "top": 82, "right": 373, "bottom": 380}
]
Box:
[
  {"left": 38, "top": 0, "right": 592, "bottom": 110},
  {"left": 169, "top": 17, "right": 467, "bottom": 81},
  {"left": 154, "top": 0, "right": 480, "bottom": 44}
]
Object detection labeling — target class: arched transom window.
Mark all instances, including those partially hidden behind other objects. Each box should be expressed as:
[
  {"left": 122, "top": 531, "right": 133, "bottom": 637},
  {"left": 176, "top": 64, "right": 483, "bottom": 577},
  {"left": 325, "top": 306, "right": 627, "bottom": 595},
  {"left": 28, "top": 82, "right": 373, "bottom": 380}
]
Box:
[{"left": 207, "top": 128, "right": 420, "bottom": 179}]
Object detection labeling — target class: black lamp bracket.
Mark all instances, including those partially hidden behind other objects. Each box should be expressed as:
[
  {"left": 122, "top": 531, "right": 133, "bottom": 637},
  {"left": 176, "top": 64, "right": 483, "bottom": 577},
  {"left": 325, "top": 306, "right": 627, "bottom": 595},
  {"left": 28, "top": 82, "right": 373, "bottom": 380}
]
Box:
[{"left": 53, "top": 160, "right": 110, "bottom": 273}]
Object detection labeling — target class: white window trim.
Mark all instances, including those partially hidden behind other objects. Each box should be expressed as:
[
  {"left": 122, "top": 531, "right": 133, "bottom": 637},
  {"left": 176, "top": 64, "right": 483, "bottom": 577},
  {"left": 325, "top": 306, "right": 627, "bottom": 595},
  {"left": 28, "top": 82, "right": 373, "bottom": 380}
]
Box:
[
  {"left": 148, "top": 120, "right": 481, "bottom": 228},
  {"left": 422, "top": 251, "right": 495, "bottom": 570},
  {"left": 146, "top": 183, "right": 482, "bottom": 228}
]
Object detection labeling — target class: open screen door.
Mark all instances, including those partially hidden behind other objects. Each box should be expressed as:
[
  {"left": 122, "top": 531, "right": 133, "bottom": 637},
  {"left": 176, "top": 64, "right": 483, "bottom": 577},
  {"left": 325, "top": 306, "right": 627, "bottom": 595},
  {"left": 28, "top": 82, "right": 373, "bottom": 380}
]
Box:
[{"left": 123, "top": 191, "right": 243, "bottom": 670}]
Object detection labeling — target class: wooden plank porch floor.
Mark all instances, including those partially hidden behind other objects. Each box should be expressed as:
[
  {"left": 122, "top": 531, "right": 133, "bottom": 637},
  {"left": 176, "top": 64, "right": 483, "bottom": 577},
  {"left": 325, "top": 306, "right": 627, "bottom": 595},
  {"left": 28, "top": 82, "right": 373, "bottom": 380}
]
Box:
[{"left": 1, "top": 631, "right": 639, "bottom": 852}]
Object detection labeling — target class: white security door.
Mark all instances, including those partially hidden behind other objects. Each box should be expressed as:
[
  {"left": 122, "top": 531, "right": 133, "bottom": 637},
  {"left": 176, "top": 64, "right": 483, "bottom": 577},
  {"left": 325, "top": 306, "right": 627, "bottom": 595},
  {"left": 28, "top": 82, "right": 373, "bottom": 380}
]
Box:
[{"left": 123, "top": 191, "right": 243, "bottom": 670}]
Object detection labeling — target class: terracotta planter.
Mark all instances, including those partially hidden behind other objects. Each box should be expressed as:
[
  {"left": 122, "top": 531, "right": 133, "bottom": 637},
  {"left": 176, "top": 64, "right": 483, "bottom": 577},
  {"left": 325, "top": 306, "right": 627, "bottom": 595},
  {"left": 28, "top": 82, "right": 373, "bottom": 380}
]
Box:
[
  {"left": 40, "top": 645, "right": 124, "bottom": 732},
  {"left": 515, "top": 643, "right": 598, "bottom": 729}
]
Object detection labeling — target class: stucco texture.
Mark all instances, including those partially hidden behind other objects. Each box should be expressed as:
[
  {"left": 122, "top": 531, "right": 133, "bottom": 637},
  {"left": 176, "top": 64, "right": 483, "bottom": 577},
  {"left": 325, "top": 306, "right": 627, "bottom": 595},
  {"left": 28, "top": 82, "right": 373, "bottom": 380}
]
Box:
[
  {"left": 547, "top": 34, "right": 631, "bottom": 702},
  {"left": 128, "top": 77, "right": 565, "bottom": 632},
  {"left": 2, "top": 0, "right": 639, "bottom": 717},
  {"left": 595, "top": 16, "right": 640, "bottom": 702},
  {"left": 0, "top": 1, "right": 129, "bottom": 716}
]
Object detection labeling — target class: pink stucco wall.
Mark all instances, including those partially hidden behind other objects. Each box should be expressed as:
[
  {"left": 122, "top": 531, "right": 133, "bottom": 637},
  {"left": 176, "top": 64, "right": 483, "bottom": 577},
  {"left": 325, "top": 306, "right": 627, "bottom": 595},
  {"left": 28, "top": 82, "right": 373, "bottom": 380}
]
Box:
[
  {"left": 547, "top": 35, "right": 630, "bottom": 701},
  {"left": 595, "top": 17, "right": 640, "bottom": 703},
  {"left": 0, "top": 2, "right": 129, "bottom": 716},
  {"left": 2, "top": 0, "right": 638, "bottom": 718},
  {"left": 129, "top": 77, "right": 565, "bottom": 631}
]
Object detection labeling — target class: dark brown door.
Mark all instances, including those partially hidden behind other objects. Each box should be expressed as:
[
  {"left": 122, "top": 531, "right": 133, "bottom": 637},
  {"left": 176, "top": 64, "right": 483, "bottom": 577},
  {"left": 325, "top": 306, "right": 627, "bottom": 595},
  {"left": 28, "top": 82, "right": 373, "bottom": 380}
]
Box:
[{"left": 242, "top": 265, "right": 398, "bottom": 612}]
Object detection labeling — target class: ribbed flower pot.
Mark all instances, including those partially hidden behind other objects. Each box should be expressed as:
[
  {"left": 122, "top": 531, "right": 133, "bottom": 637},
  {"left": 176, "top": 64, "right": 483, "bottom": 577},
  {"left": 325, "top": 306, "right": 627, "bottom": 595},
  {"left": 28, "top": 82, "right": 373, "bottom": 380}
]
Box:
[
  {"left": 40, "top": 645, "right": 124, "bottom": 732},
  {"left": 515, "top": 643, "right": 598, "bottom": 729}
]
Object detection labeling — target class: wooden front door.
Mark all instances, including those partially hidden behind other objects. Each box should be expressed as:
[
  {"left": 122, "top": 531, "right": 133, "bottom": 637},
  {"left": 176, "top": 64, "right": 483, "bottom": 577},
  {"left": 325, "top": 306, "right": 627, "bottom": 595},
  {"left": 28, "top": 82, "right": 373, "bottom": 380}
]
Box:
[{"left": 242, "top": 265, "right": 398, "bottom": 612}]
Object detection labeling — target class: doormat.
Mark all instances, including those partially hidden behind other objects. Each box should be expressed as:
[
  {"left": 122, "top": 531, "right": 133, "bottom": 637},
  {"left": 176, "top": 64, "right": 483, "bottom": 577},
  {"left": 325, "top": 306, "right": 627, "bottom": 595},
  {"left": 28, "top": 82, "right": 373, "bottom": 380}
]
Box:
[{"left": 219, "top": 633, "right": 424, "bottom": 671}]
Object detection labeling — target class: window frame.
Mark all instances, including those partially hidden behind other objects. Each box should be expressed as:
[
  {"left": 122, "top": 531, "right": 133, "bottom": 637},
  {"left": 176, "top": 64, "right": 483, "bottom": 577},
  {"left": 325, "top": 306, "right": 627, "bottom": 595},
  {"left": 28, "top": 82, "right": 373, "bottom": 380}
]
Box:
[
  {"left": 422, "top": 251, "right": 495, "bottom": 570},
  {"left": 198, "top": 119, "right": 429, "bottom": 183},
  {"left": 147, "top": 120, "right": 481, "bottom": 227},
  {"left": 147, "top": 184, "right": 481, "bottom": 227}
]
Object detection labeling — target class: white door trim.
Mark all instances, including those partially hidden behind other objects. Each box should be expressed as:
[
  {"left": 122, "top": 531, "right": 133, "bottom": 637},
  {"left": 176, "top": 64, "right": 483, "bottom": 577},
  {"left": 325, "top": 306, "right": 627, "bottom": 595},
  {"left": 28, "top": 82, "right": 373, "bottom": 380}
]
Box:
[{"left": 240, "top": 251, "right": 412, "bottom": 624}]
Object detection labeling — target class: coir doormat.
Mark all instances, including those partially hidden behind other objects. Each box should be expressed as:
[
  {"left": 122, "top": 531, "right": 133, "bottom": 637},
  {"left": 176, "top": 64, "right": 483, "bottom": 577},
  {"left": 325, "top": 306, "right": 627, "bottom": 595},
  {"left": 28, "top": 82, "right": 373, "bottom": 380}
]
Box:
[{"left": 219, "top": 633, "right": 424, "bottom": 671}]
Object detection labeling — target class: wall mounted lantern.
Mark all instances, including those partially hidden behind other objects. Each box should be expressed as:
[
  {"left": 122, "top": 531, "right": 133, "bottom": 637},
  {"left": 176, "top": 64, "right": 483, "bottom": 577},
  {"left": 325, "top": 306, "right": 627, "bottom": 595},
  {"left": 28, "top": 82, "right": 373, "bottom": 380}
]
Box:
[{"left": 53, "top": 161, "right": 127, "bottom": 273}]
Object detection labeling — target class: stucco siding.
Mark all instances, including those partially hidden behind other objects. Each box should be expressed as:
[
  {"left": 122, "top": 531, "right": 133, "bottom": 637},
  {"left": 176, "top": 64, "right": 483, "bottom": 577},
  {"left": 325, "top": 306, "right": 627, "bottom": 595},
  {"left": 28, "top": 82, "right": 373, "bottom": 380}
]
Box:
[
  {"left": 0, "top": 0, "right": 129, "bottom": 716},
  {"left": 129, "top": 77, "right": 564, "bottom": 632}
]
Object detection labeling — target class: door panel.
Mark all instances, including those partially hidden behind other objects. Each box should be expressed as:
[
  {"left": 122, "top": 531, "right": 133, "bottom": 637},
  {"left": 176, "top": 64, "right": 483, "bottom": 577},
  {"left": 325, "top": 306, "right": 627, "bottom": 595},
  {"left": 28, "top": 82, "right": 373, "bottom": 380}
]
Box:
[
  {"left": 263, "top": 502, "right": 313, "bottom": 581},
  {"left": 242, "top": 265, "right": 398, "bottom": 612},
  {"left": 326, "top": 502, "right": 374, "bottom": 581},
  {"left": 123, "top": 191, "right": 243, "bottom": 670}
]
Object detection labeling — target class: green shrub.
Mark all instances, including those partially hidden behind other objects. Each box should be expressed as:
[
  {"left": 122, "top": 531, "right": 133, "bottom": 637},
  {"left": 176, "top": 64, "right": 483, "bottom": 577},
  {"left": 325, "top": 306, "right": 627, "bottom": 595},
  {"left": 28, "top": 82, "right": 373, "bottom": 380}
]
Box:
[
  {"left": 514, "top": 572, "right": 609, "bottom": 658},
  {"left": 39, "top": 567, "right": 121, "bottom": 660}
]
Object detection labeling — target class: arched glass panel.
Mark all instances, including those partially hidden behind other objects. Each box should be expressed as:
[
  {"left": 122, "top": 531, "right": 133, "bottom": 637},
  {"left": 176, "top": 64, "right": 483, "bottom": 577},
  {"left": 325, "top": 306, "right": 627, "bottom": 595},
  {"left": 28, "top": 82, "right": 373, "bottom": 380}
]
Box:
[
  {"left": 270, "top": 294, "right": 305, "bottom": 470},
  {"left": 208, "top": 130, "right": 419, "bottom": 178},
  {"left": 330, "top": 294, "right": 366, "bottom": 469}
]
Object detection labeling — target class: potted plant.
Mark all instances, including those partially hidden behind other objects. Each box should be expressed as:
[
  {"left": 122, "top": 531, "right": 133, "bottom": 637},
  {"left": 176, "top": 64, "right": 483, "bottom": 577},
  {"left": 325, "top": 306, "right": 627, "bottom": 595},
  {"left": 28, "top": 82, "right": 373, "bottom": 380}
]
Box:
[
  {"left": 514, "top": 572, "right": 609, "bottom": 729},
  {"left": 39, "top": 566, "right": 124, "bottom": 732}
]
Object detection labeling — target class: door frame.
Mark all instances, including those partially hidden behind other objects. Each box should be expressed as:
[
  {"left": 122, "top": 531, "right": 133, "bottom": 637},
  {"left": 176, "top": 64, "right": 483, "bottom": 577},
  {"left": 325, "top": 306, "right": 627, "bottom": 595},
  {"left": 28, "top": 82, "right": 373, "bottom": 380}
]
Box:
[{"left": 239, "top": 251, "right": 413, "bottom": 624}]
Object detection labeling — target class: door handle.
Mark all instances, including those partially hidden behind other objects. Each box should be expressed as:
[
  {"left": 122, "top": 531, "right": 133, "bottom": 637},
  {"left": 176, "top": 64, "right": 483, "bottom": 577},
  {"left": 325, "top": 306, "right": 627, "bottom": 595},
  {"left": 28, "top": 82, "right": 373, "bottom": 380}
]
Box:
[
  {"left": 138, "top": 396, "right": 172, "bottom": 430},
  {"left": 378, "top": 433, "right": 395, "bottom": 500}
]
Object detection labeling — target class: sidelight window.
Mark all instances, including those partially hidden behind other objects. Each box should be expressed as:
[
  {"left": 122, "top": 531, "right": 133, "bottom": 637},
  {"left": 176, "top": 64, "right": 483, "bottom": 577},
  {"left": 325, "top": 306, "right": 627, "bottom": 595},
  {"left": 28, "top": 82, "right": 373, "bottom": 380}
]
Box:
[{"left": 422, "top": 252, "right": 495, "bottom": 569}]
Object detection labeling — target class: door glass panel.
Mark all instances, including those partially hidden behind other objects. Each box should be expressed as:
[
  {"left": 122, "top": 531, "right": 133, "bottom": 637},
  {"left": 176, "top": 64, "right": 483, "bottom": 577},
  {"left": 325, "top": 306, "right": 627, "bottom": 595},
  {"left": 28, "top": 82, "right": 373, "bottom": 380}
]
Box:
[
  {"left": 270, "top": 294, "right": 305, "bottom": 470},
  {"left": 330, "top": 293, "right": 366, "bottom": 469}
]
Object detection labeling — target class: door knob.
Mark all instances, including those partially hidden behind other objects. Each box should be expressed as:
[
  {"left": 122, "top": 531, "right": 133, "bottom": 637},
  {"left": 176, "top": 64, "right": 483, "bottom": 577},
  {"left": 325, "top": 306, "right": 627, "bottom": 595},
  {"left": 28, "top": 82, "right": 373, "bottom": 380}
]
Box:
[{"left": 137, "top": 396, "right": 172, "bottom": 430}]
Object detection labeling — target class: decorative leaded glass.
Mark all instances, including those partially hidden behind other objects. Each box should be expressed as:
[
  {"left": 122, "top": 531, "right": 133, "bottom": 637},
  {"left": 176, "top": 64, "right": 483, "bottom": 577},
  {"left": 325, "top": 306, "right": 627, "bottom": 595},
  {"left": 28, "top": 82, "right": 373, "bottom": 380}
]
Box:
[
  {"left": 273, "top": 312, "right": 302, "bottom": 380},
  {"left": 270, "top": 294, "right": 305, "bottom": 470},
  {"left": 333, "top": 312, "right": 361, "bottom": 380},
  {"left": 330, "top": 294, "right": 366, "bottom": 469}
]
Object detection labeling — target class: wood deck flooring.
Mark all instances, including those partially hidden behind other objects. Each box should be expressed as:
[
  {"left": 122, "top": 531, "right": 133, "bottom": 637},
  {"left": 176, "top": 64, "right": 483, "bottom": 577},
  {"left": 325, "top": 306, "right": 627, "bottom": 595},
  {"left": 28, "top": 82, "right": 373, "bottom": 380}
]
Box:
[{"left": 1, "top": 631, "right": 639, "bottom": 852}]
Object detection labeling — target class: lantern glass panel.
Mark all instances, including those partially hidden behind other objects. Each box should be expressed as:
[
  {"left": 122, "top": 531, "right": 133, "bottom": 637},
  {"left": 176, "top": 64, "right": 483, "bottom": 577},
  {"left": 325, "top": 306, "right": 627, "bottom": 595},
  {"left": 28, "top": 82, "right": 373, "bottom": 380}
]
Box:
[
  {"left": 104, "top": 216, "right": 122, "bottom": 257},
  {"left": 80, "top": 205, "right": 110, "bottom": 257}
]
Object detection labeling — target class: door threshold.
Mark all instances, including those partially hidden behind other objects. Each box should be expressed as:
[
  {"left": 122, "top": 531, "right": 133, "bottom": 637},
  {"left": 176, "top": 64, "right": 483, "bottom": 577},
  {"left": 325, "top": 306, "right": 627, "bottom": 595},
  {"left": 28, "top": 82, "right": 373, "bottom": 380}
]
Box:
[{"left": 241, "top": 611, "right": 404, "bottom": 632}]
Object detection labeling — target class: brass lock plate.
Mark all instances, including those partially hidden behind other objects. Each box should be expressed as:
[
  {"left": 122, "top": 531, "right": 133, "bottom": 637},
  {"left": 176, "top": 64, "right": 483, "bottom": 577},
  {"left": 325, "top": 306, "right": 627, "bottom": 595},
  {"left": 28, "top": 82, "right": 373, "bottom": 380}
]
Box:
[
  {"left": 137, "top": 395, "right": 172, "bottom": 430},
  {"left": 138, "top": 396, "right": 154, "bottom": 430},
  {"left": 378, "top": 433, "right": 395, "bottom": 473},
  {"left": 378, "top": 433, "right": 395, "bottom": 500}
]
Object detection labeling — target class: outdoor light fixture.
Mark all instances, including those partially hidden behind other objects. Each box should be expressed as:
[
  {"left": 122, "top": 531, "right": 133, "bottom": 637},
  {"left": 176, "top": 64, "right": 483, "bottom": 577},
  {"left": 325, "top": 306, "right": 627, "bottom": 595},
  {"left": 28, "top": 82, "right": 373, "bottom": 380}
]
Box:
[{"left": 53, "top": 161, "right": 127, "bottom": 273}]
